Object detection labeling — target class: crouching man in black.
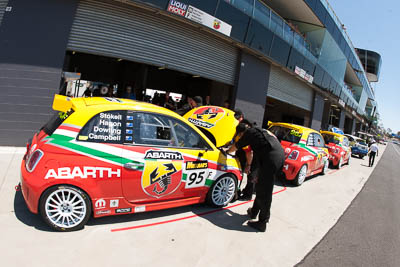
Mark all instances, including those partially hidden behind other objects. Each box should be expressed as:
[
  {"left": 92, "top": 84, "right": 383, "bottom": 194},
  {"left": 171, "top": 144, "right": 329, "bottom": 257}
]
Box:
[{"left": 227, "top": 123, "right": 285, "bottom": 232}]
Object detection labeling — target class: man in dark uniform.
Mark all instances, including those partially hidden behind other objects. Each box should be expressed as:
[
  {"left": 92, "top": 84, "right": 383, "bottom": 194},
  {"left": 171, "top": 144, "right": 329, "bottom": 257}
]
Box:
[
  {"left": 234, "top": 110, "right": 257, "bottom": 200},
  {"left": 227, "top": 123, "right": 285, "bottom": 232}
]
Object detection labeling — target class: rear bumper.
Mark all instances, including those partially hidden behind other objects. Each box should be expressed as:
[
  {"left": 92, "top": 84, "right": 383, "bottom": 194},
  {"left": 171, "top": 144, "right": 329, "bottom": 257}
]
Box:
[
  {"left": 351, "top": 147, "right": 368, "bottom": 156},
  {"left": 20, "top": 160, "right": 40, "bottom": 214},
  {"left": 282, "top": 161, "right": 299, "bottom": 181}
]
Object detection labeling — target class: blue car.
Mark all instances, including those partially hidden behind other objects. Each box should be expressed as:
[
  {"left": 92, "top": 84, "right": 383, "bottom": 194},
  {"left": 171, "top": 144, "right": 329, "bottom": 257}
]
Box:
[{"left": 345, "top": 134, "right": 368, "bottom": 159}]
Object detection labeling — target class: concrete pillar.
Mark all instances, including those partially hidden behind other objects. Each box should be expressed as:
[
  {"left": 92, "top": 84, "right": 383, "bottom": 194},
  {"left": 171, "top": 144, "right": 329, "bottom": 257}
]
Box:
[
  {"left": 351, "top": 119, "right": 356, "bottom": 135},
  {"left": 233, "top": 52, "right": 271, "bottom": 127},
  {"left": 339, "top": 109, "right": 346, "bottom": 130},
  {"left": 310, "top": 93, "right": 325, "bottom": 131}
]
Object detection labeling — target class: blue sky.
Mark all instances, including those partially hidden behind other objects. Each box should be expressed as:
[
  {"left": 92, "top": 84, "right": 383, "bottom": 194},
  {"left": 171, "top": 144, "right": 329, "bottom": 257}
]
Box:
[{"left": 329, "top": 0, "right": 400, "bottom": 134}]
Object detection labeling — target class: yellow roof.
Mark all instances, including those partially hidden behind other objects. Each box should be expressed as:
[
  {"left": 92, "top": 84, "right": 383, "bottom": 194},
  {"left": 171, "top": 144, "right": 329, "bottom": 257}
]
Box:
[
  {"left": 54, "top": 95, "right": 183, "bottom": 120},
  {"left": 269, "top": 122, "right": 319, "bottom": 135},
  {"left": 320, "top": 130, "right": 345, "bottom": 139}
]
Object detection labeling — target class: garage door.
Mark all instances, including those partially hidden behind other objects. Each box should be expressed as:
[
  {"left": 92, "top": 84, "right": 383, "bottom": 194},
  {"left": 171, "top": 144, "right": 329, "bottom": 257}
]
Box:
[
  {"left": 67, "top": 0, "right": 238, "bottom": 85},
  {"left": 0, "top": 0, "right": 8, "bottom": 27},
  {"left": 267, "top": 66, "right": 313, "bottom": 111}
]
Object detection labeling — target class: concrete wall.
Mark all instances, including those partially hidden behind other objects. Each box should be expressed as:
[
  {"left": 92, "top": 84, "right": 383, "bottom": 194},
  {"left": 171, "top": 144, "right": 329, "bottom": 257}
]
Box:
[
  {"left": 0, "top": 0, "right": 78, "bottom": 145},
  {"left": 234, "top": 52, "right": 270, "bottom": 127}
]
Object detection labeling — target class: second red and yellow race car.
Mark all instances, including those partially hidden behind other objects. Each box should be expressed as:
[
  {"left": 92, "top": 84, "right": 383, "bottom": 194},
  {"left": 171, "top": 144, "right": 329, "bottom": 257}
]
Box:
[
  {"left": 320, "top": 130, "right": 351, "bottom": 168},
  {"left": 20, "top": 95, "right": 242, "bottom": 231},
  {"left": 268, "top": 122, "right": 329, "bottom": 186}
]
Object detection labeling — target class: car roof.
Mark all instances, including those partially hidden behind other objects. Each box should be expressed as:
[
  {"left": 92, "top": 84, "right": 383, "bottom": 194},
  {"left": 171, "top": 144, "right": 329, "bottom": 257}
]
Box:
[
  {"left": 320, "top": 130, "right": 345, "bottom": 138},
  {"left": 269, "top": 122, "right": 319, "bottom": 135},
  {"left": 68, "top": 97, "right": 184, "bottom": 120}
]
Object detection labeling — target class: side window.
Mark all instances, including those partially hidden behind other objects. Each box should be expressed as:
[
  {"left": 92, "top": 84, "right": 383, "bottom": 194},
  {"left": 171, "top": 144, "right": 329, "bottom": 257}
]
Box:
[
  {"left": 314, "top": 134, "right": 325, "bottom": 148},
  {"left": 129, "top": 112, "right": 175, "bottom": 147},
  {"left": 128, "top": 112, "right": 210, "bottom": 149},
  {"left": 307, "top": 133, "right": 315, "bottom": 146},
  {"left": 343, "top": 137, "right": 349, "bottom": 147},
  {"left": 170, "top": 118, "right": 211, "bottom": 149},
  {"left": 77, "top": 110, "right": 125, "bottom": 144}
]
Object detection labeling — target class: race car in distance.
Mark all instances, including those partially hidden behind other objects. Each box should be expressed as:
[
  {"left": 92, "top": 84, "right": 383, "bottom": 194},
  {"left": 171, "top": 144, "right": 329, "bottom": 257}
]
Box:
[
  {"left": 20, "top": 95, "right": 242, "bottom": 231},
  {"left": 320, "top": 131, "right": 351, "bottom": 168},
  {"left": 345, "top": 134, "right": 368, "bottom": 159},
  {"left": 268, "top": 122, "right": 329, "bottom": 186}
]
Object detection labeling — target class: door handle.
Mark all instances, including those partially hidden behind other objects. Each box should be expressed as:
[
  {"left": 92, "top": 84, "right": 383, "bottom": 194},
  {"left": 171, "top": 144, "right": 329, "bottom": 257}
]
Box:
[{"left": 123, "top": 162, "right": 144, "bottom": 170}]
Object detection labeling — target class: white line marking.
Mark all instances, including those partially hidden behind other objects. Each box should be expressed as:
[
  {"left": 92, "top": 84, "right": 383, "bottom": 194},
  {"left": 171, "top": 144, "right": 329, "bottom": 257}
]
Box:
[{"left": 392, "top": 143, "right": 400, "bottom": 157}]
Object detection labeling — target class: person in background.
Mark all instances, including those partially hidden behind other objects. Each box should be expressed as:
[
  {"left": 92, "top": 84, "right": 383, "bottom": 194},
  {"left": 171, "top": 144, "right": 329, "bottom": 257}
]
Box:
[
  {"left": 205, "top": 95, "right": 212, "bottom": 106},
  {"left": 368, "top": 142, "right": 379, "bottom": 167},
  {"left": 123, "top": 85, "right": 136, "bottom": 100},
  {"left": 176, "top": 96, "right": 202, "bottom": 116},
  {"left": 227, "top": 124, "right": 285, "bottom": 232},
  {"left": 224, "top": 100, "right": 230, "bottom": 108}
]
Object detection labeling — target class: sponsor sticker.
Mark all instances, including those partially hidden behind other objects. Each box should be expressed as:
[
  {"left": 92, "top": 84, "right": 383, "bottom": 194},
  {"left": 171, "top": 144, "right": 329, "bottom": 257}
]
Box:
[
  {"left": 188, "top": 107, "right": 225, "bottom": 129},
  {"left": 134, "top": 206, "right": 146, "bottom": 213},
  {"left": 141, "top": 159, "right": 183, "bottom": 198},
  {"left": 110, "top": 199, "right": 119, "bottom": 208},
  {"left": 45, "top": 167, "right": 121, "bottom": 180},
  {"left": 185, "top": 161, "right": 208, "bottom": 170},
  {"left": 96, "top": 210, "right": 111, "bottom": 215},
  {"left": 95, "top": 199, "right": 106, "bottom": 209},
  {"left": 144, "top": 150, "right": 183, "bottom": 160},
  {"left": 115, "top": 208, "right": 132, "bottom": 213}
]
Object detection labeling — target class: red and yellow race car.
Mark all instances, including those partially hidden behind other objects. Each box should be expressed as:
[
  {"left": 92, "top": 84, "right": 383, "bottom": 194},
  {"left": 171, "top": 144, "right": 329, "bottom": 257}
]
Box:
[
  {"left": 268, "top": 122, "right": 329, "bottom": 186},
  {"left": 320, "top": 130, "right": 351, "bottom": 168},
  {"left": 20, "top": 95, "right": 242, "bottom": 231}
]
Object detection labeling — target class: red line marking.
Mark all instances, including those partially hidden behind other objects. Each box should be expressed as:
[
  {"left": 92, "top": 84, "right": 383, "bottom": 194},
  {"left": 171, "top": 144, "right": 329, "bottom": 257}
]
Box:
[{"left": 111, "top": 187, "right": 287, "bottom": 232}]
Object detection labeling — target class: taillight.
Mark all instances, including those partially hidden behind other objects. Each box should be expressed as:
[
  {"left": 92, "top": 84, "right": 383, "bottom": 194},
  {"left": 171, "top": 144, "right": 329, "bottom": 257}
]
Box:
[
  {"left": 26, "top": 150, "right": 43, "bottom": 172},
  {"left": 288, "top": 150, "right": 299, "bottom": 160}
]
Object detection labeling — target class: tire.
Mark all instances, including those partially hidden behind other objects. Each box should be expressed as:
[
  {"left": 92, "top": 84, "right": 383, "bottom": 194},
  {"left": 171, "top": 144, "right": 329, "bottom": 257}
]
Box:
[
  {"left": 40, "top": 185, "right": 91, "bottom": 232},
  {"left": 206, "top": 175, "right": 237, "bottom": 207},
  {"left": 293, "top": 165, "right": 307, "bottom": 186},
  {"left": 321, "top": 159, "right": 329, "bottom": 175},
  {"left": 337, "top": 157, "right": 343, "bottom": 169},
  {"left": 359, "top": 154, "right": 363, "bottom": 159}
]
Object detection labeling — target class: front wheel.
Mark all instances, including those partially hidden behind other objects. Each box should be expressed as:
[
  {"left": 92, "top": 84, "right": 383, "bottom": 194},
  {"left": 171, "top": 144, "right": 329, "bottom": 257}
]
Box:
[
  {"left": 293, "top": 165, "right": 307, "bottom": 186},
  {"left": 337, "top": 157, "right": 343, "bottom": 169},
  {"left": 321, "top": 159, "right": 329, "bottom": 175},
  {"left": 40, "top": 185, "right": 91, "bottom": 232},
  {"left": 206, "top": 175, "right": 237, "bottom": 207}
]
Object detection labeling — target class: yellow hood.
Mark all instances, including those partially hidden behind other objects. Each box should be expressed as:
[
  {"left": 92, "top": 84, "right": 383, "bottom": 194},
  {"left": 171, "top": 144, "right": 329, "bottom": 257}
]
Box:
[{"left": 184, "top": 106, "right": 238, "bottom": 147}]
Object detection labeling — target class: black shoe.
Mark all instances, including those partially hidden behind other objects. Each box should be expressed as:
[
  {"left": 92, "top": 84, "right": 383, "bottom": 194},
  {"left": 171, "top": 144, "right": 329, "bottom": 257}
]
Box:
[
  {"left": 247, "top": 220, "right": 267, "bottom": 232},
  {"left": 247, "top": 208, "right": 257, "bottom": 219},
  {"left": 239, "top": 194, "right": 252, "bottom": 201}
]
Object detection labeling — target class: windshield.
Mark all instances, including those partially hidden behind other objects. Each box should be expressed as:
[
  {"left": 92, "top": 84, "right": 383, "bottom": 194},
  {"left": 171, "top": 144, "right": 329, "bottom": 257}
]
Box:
[
  {"left": 322, "top": 134, "right": 340, "bottom": 145},
  {"left": 41, "top": 110, "right": 74, "bottom": 136},
  {"left": 269, "top": 126, "right": 302, "bottom": 144}
]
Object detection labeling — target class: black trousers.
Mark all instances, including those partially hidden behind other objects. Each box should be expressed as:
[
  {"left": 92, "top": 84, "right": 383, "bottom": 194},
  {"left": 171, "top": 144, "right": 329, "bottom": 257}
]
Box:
[
  {"left": 250, "top": 165, "right": 276, "bottom": 223},
  {"left": 369, "top": 151, "right": 376, "bottom": 166},
  {"left": 241, "top": 162, "right": 259, "bottom": 197}
]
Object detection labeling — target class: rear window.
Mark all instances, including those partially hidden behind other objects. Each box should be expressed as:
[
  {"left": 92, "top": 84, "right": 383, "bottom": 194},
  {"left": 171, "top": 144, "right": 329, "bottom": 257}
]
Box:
[
  {"left": 322, "top": 134, "right": 340, "bottom": 145},
  {"left": 269, "top": 126, "right": 302, "bottom": 144},
  {"left": 41, "top": 110, "right": 74, "bottom": 136}
]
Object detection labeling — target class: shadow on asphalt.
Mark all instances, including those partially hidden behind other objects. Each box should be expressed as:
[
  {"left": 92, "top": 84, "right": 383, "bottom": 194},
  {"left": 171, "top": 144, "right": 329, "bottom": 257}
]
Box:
[
  {"left": 13, "top": 190, "right": 53, "bottom": 232},
  {"left": 14, "top": 188, "right": 256, "bottom": 232}
]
